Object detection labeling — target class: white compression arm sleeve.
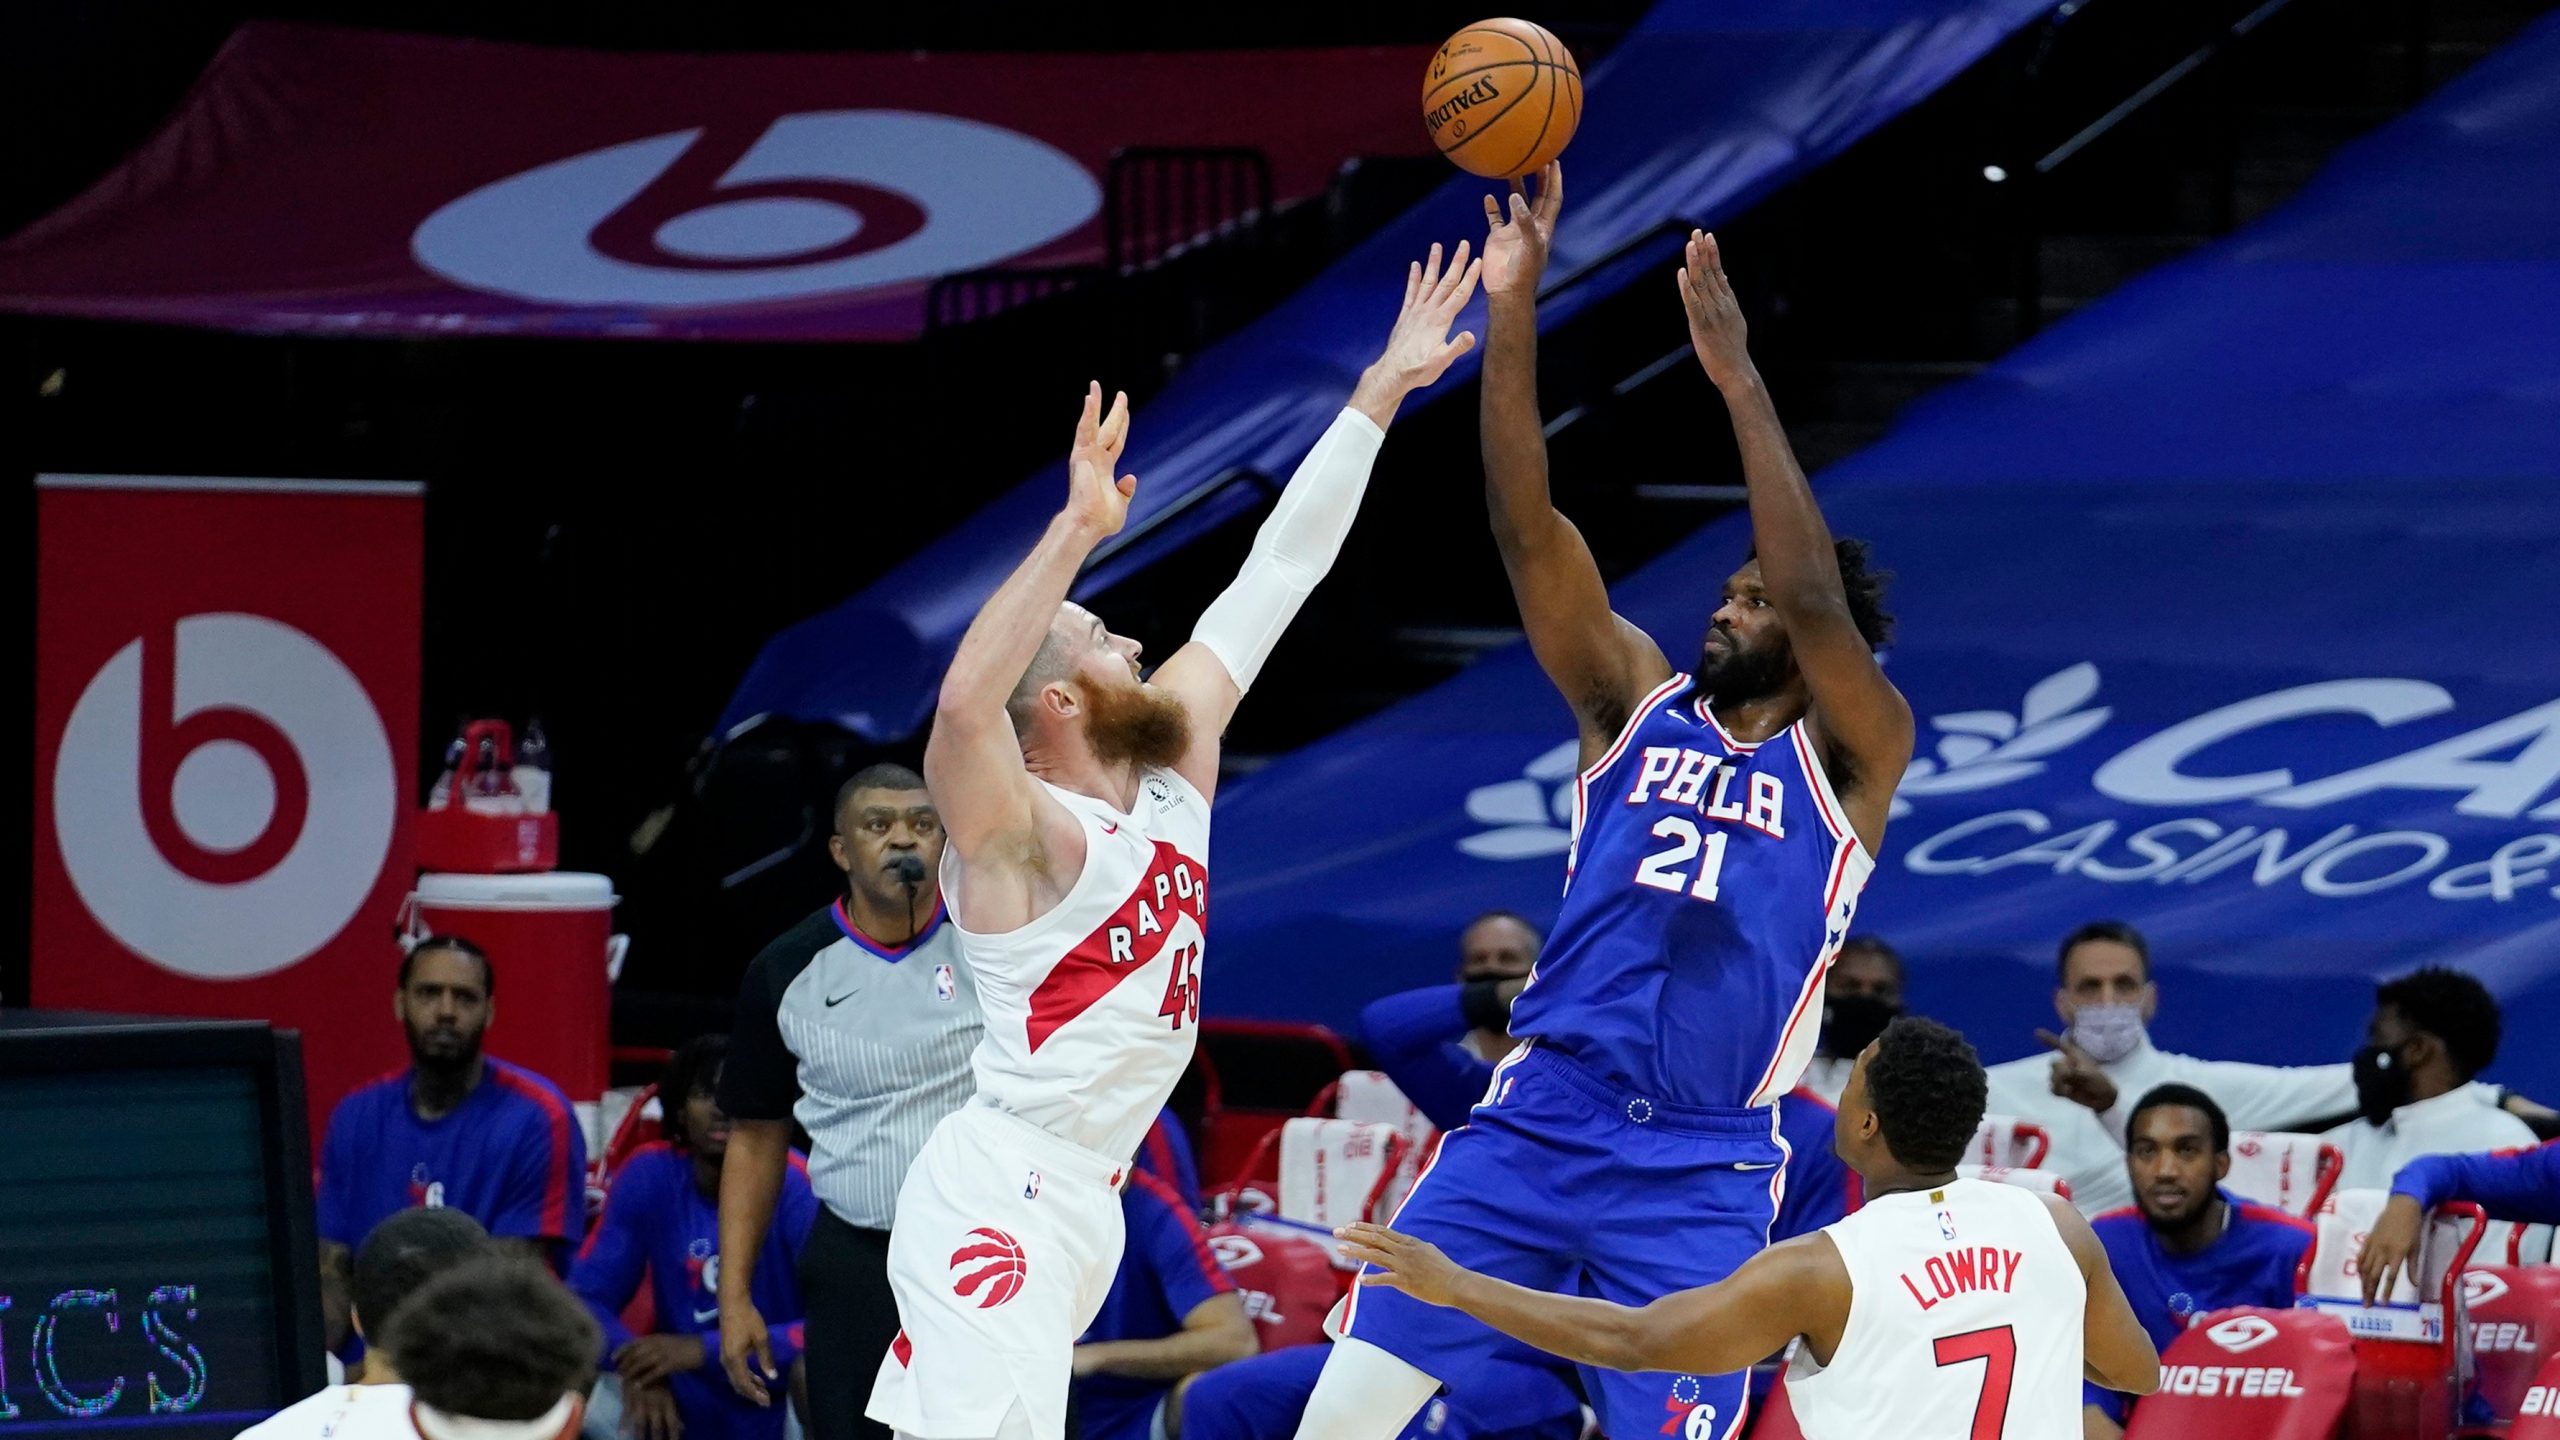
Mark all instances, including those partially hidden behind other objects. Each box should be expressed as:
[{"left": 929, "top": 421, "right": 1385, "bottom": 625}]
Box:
[{"left": 1190, "top": 406, "right": 1387, "bottom": 693}]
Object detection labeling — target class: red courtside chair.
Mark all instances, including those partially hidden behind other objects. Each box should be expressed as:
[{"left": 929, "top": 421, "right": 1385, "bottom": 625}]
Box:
[
  {"left": 2504, "top": 1348, "right": 2560, "bottom": 1438},
  {"left": 2297, "top": 1189, "right": 2488, "bottom": 1440},
  {"left": 2458, "top": 1266, "right": 2560, "bottom": 1432},
  {"left": 1197, "top": 1020, "right": 1355, "bottom": 1187},
  {"left": 2125, "top": 1308, "right": 2360, "bottom": 1440}
]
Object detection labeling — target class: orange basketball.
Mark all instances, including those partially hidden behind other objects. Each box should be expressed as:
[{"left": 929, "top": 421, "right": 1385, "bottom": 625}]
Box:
[{"left": 1420, "top": 18, "right": 1582, "bottom": 179}]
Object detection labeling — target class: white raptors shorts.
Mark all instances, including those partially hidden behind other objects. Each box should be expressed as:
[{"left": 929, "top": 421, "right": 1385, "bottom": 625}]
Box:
[{"left": 867, "top": 1099, "right": 1128, "bottom": 1440}]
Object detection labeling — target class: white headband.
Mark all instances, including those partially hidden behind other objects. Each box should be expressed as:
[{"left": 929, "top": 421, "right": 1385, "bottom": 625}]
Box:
[{"left": 411, "top": 1394, "right": 579, "bottom": 1440}]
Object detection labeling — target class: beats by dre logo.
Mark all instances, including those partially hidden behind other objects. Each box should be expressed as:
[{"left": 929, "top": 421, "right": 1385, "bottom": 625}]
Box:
[
  {"left": 52, "top": 613, "right": 396, "bottom": 980},
  {"left": 412, "top": 110, "right": 1102, "bottom": 308}
]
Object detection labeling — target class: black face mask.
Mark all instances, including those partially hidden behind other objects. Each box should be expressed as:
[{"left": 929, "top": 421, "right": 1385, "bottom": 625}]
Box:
[
  {"left": 2353, "top": 1041, "right": 2415, "bottom": 1127},
  {"left": 1823, "top": 994, "right": 1901, "bottom": 1060}
]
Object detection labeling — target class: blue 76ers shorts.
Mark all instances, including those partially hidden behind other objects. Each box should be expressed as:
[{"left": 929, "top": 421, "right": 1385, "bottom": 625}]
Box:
[{"left": 1337, "top": 1044, "right": 1790, "bottom": 1440}]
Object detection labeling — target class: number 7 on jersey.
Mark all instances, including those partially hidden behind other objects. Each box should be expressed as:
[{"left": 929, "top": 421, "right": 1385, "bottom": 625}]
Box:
[{"left": 1932, "top": 1326, "right": 2016, "bottom": 1440}]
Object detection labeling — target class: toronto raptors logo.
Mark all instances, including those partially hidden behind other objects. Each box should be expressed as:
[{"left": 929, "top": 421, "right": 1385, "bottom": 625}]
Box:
[
  {"left": 1658, "top": 1377, "right": 1719, "bottom": 1439},
  {"left": 950, "top": 1227, "right": 1028, "bottom": 1309}
]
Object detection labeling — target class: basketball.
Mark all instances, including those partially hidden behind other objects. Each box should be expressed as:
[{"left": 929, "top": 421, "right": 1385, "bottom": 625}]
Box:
[{"left": 1421, "top": 18, "right": 1582, "bottom": 179}]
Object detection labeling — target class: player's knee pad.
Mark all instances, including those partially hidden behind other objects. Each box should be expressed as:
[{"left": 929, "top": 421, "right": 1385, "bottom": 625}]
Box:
[{"left": 1291, "top": 1339, "right": 1443, "bottom": 1440}]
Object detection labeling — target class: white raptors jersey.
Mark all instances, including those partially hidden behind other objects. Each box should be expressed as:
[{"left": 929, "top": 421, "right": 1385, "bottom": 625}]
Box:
[
  {"left": 943, "top": 766, "right": 1212, "bottom": 1164},
  {"left": 1786, "top": 1177, "right": 2084, "bottom": 1440}
]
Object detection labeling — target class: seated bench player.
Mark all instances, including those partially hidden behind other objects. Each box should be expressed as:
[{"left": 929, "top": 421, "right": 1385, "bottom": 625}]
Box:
[
  {"left": 2084, "top": 1084, "right": 2311, "bottom": 1439},
  {"left": 572, "top": 1036, "right": 818, "bottom": 1440},
  {"left": 319, "top": 937, "right": 586, "bottom": 1349}
]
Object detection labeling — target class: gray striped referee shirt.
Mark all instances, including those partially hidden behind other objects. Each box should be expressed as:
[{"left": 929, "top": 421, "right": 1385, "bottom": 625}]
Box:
[{"left": 719, "top": 899, "right": 981, "bottom": 1229}]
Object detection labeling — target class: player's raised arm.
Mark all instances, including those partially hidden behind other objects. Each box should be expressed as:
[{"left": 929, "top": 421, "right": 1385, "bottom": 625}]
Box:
[
  {"left": 1337, "top": 1222, "right": 1839, "bottom": 1377},
  {"left": 923, "top": 385, "right": 1130, "bottom": 917},
  {"left": 1150, "top": 241, "right": 1483, "bottom": 800},
  {"left": 1678, "top": 230, "right": 1913, "bottom": 851},
  {"left": 2043, "top": 1195, "right": 2159, "bottom": 1396},
  {"left": 1479, "top": 164, "right": 1674, "bottom": 762}
]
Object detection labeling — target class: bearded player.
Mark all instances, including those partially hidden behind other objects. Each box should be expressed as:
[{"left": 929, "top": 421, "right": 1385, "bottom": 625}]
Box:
[
  {"left": 868, "top": 241, "right": 1483, "bottom": 1440},
  {"left": 1292, "top": 168, "right": 1916, "bottom": 1440}
]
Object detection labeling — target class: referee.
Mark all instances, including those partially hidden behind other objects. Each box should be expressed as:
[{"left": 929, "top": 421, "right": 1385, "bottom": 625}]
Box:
[{"left": 716, "top": 764, "right": 981, "bottom": 1440}]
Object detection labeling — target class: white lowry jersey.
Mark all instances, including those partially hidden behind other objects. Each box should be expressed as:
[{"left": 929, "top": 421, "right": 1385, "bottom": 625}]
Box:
[
  {"left": 234, "top": 1384, "right": 417, "bottom": 1440},
  {"left": 943, "top": 765, "right": 1211, "bottom": 1163},
  {"left": 1786, "top": 1177, "right": 2085, "bottom": 1440}
]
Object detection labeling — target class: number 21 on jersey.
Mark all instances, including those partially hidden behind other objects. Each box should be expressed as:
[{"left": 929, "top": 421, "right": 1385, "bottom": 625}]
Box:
[{"left": 1634, "top": 818, "right": 1727, "bottom": 902}]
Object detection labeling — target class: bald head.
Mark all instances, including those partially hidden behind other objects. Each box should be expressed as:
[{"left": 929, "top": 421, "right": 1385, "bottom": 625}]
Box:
[{"left": 1004, "top": 606, "right": 1085, "bottom": 733}]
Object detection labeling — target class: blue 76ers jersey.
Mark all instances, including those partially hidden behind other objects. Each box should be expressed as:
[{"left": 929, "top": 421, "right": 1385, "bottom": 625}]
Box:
[{"left": 1509, "top": 673, "right": 1875, "bottom": 1110}]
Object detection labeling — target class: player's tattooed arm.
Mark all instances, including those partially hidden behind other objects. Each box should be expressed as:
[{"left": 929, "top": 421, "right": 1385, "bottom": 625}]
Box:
[
  {"left": 1479, "top": 162, "right": 1672, "bottom": 763},
  {"left": 1339, "top": 1222, "right": 1841, "bottom": 1376},
  {"left": 924, "top": 385, "right": 1122, "bottom": 925},
  {"left": 1678, "top": 231, "right": 1913, "bottom": 853},
  {"left": 2044, "top": 1195, "right": 2160, "bottom": 1395}
]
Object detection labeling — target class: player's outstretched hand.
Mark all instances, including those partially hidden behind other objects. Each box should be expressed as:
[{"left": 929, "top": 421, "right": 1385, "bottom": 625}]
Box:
[
  {"left": 1337, "top": 1222, "right": 1467, "bottom": 1308},
  {"left": 2358, "top": 1193, "right": 2426, "bottom": 1306},
  {"left": 1352, "top": 239, "right": 1483, "bottom": 425},
  {"left": 1482, "top": 161, "right": 1561, "bottom": 298},
  {"left": 1064, "top": 381, "right": 1138, "bottom": 539},
  {"left": 1676, "top": 230, "right": 1756, "bottom": 393}
]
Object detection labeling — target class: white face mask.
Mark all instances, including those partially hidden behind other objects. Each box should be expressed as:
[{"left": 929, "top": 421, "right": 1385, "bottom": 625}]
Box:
[{"left": 2069, "top": 1002, "right": 2148, "bottom": 1065}]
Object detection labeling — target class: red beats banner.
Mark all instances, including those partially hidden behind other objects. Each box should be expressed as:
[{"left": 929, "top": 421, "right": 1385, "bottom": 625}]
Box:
[{"left": 33, "top": 476, "right": 421, "bottom": 1143}]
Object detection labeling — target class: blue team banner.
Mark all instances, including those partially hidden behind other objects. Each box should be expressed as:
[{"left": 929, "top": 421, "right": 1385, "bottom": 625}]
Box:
[{"left": 1203, "top": 13, "right": 2560, "bottom": 1099}]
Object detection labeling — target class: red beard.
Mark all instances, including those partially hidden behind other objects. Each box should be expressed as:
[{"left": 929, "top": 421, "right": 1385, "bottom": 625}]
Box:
[{"left": 1080, "top": 678, "right": 1194, "bottom": 770}]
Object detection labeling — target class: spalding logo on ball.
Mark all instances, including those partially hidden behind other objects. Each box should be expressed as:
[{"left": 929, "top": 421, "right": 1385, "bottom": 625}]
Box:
[{"left": 1422, "top": 17, "right": 1582, "bottom": 179}]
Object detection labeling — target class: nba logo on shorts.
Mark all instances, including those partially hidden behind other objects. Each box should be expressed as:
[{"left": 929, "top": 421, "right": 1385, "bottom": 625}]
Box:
[
  {"left": 1024, "top": 1169, "right": 1043, "bottom": 1200},
  {"left": 935, "top": 963, "right": 956, "bottom": 1003}
]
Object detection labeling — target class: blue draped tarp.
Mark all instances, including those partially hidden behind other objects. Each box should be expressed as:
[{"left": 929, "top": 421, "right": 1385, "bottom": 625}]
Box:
[
  {"left": 1202, "top": 12, "right": 2560, "bottom": 1096},
  {"left": 719, "top": 0, "right": 2067, "bottom": 739}
]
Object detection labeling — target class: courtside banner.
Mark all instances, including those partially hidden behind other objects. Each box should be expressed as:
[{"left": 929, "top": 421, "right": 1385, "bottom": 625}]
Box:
[
  {"left": 0, "top": 23, "right": 1429, "bottom": 342},
  {"left": 34, "top": 477, "right": 422, "bottom": 1142}
]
